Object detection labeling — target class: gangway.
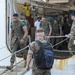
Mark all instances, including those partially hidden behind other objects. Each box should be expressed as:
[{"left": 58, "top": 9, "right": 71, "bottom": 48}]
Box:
[
  {"left": 1, "top": 56, "right": 75, "bottom": 75},
  {"left": 0, "top": 60, "right": 32, "bottom": 75},
  {"left": 0, "top": 36, "right": 75, "bottom": 75}
]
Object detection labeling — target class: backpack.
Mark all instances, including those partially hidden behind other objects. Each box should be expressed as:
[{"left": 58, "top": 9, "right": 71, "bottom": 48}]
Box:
[{"left": 34, "top": 40, "right": 54, "bottom": 69}]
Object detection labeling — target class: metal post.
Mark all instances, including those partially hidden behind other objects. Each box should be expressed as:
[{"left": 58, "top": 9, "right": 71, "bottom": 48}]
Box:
[
  {"left": 28, "top": 35, "right": 31, "bottom": 52},
  {"left": 29, "top": 35, "right": 31, "bottom": 43},
  {"left": 15, "top": 53, "right": 17, "bottom": 75}
]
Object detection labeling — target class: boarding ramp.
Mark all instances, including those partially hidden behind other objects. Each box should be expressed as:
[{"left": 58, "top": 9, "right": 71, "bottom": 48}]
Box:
[{"left": 0, "top": 36, "right": 75, "bottom": 75}]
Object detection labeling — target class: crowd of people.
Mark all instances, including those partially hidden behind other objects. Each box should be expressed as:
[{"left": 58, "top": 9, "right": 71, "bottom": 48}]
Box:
[
  {"left": 34, "top": 16, "right": 68, "bottom": 50},
  {"left": 6, "top": 12, "right": 75, "bottom": 75}
]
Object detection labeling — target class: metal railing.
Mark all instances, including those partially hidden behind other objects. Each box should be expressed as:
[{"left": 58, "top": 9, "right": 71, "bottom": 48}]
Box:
[
  {"left": 0, "top": 46, "right": 6, "bottom": 50},
  {"left": 46, "top": 36, "right": 67, "bottom": 38},
  {"left": 0, "top": 35, "right": 31, "bottom": 75},
  {"left": 0, "top": 35, "right": 75, "bottom": 75},
  {"left": 46, "top": 36, "right": 75, "bottom": 53}
]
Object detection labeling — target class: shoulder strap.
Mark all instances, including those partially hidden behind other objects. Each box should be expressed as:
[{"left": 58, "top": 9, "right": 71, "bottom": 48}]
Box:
[
  {"left": 47, "top": 40, "right": 51, "bottom": 45},
  {"left": 33, "top": 40, "right": 42, "bottom": 54},
  {"left": 36, "top": 40, "right": 52, "bottom": 46},
  {"left": 35, "top": 40, "right": 42, "bottom": 46},
  {"left": 36, "top": 40, "right": 51, "bottom": 46}
]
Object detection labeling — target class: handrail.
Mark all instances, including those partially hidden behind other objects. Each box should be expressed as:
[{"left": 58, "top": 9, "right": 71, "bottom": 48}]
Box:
[
  {"left": 0, "top": 45, "right": 29, "bottom": 75},
  {"left": 0, "top": 35, "right": 31, "bottom": 62},
  {"left": 0, "top": 60, "right": 24, "bottom": 75},
  {"left": 52, "top": 38, "right": 69, "bottom": 47},
  {"left": 53, "top": 49, "right": 75, "bottom": 52},
  {"left": 0, "top": 35, "right": 31, "bottom": 75},
  {"left": 45, "top": 36, "right": 69, "bottom": 48},
  {"left": 0, "top": 46, "right": 6, "bottom": 50},
  {"left": 0, "top": 35, "right": 74, "bottom": 63},
  {"left": 0, "top": 45, "right": 29, "bottom": 62},
  {"left": 46, "top": 36, "right": 75, "bottom": 52},
  {"left": 46, "top": 36, "right": 67, "bottom": 38},
  {"left": 0, "top": 35, "right": 74, "bottom": 75}
]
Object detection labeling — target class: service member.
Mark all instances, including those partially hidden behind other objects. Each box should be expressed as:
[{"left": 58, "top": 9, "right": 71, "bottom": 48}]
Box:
[
  {"left": 68, "top": 13, "right": 75, "bottom": 55},
  {"left": 6, "top": 13, "right": 28, "bottom": 70},
  {"left": 26, "top": 28, "right": 51, "bottom": 75},
  {"left": 20, "top": 13, "right": 30, "bottom": 30},
  {"left": 51, "top": 19, "right": 63, "bottom": 49},
  {"left": 40, "top": 17, "right": 52, "bottom": 36}
]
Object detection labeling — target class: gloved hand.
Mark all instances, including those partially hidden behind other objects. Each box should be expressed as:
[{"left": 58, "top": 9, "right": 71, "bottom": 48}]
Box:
[{"left": 65, "top": 34, "right": 73, "bottom": 38}]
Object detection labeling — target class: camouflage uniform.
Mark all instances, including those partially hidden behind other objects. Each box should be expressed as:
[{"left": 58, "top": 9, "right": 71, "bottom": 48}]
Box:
[
  {"left": 10, "top": 20, "right": 28, "bottom": 63},
  {"left": 40, "top": 22, "right": 51, "bottom": 36},
  {"left": 20, "top": 18, "right": 30, "bottom": 30},
  {"left": 51, "top": 24, "right": 62, "bottom": 49},
  {"left": 28, "top": 39, "right": 51, "bottom": 75},
  {"left": 68, "top": 21, "right": 75, "bottom": 54}
]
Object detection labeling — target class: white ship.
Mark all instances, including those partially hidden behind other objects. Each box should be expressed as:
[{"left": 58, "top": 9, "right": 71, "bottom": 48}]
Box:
[{"left": 0, "top": 0, "right": 75, "bottom": 75}]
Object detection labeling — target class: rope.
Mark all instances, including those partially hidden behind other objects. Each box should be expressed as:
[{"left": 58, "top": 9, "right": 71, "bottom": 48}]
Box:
[
  {"left": 0, "top": 55, "right": 11, "bottom": 62},
  {"left": 0, "top": 35, "right": 30, "bottom": 61},
  {"left": 51, "top": 38, "right": 75, "bottom": 53},
  {"left": 0, "top": 69, "right": 8, "bottom": 75},
  {"left": 0, "top": 35, "right": 73, "bottom": 63},
  {"left": 0, "top": 37, "right": 74, "bottom": 75},
  {"left": 54, "top": 55, "right": 71, "bottom": 59},
  {"left": 53, "top": 49, "right": 75, "bottom": 53},
  {"left": 46, "top": 35, "right": 68, "bottom": 48},
  {"left": 52, "top": 38, "right": 69, "bottom": 48},
  {"left": 0, "top": 36, "right": 73, "bottom": 62},
  {"left": 46, "top": 36, "right": 66, "bottom": 38},
  {"left": 0, "top": 60, "right": 24, "bottom": 75},
  {"left": 0, "top": 35, "right": 74, "bottom": 75},
  {"left": 46, "top": 35, "right": 69, "bottom": 48},
  {"left": 0, "top": 45, "right": 29, "bottom": 62},
  {"left": 0, "top": 46, "right": 6, "bottom": 50}
]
